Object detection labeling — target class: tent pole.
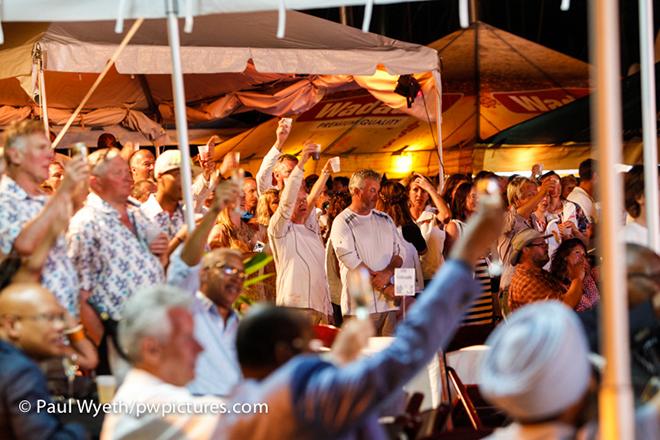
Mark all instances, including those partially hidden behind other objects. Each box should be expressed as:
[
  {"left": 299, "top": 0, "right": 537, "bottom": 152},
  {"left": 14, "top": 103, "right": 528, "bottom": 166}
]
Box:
[
  {"left": 51, "top": 18, "right": 143, "bottom": 149},
  {"left": 36, "top": 49, "right": 50, "bottom": 138},
  {"left": 638, "top": 0, "right": 660, "bottom": 252},
  {"left": 589, "top": 1, "right": 635, "bottom": 439},
  {"left": 166, "top": 0, "right": 195, "bottom": 232},
  {"left": 431, "top": 69, "right": 444, "bottom": 192}
]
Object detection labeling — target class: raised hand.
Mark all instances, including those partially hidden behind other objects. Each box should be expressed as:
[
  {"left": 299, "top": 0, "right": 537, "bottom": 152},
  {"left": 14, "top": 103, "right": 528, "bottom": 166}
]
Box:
[
  {"left": 212, "top": 180, "right": 240, "bottom": 213},
  {"left": 58, "top": 156, "right": 89, "bottom": 195},
  {"left": 276, "top": 118, "right": 293, "bottom": 147}
]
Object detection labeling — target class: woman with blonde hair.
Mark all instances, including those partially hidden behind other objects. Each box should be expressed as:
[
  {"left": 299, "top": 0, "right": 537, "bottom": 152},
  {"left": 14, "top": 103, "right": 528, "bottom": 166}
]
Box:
[
  {"left": 255, "top": 188, "right": 279, "bottom": 228},
  {"left": 209, "top": 206, "right": 266, "bottom": 253}
]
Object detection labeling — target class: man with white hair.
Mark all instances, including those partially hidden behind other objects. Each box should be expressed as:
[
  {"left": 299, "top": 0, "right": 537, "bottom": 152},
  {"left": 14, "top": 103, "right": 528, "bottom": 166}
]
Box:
[
  {"left": 479, "top": 301, "right": 594, "bottom": 439},
  {"left": 268, "top": 147, "right": 333, "bottom": 324},
  {"left": 329, "top": 168, "right": 406, "bottom": 336},
  {"left": 101, "top": 285, "right": 225, "bottom": 439},
  {"left": 67, "top": 148, "right": 167, "bottom": 343},
  {"left": 141, "top": 149, "right": 186, "bottom": 241},
  {"left": 0, "top": 120, "right": 88, "bottom": 316}
]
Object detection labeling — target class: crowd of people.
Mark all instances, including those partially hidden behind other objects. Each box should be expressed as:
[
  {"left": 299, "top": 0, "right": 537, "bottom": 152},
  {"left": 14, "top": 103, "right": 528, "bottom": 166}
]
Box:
[{"left": 0, "top": 118, "right": 658, "bottom": 439}]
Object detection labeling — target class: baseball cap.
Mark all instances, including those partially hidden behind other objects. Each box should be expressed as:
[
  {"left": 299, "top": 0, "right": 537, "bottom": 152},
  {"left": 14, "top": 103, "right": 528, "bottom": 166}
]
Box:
[
  {"left": 154, "top": 150, "right": 181, "bottom": 178},
  {"left": 510, "top": 228, "right": 550, "bottom": 266}
]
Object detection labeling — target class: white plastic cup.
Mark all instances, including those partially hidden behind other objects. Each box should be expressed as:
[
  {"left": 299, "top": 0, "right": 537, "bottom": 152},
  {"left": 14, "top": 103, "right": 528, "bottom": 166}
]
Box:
[
  {"left": 144, "top": 224, "right": 164, "bottom": 244},
  {"left": 330, "top": 157, "right": 341, "bottom": 173},
  {"left": 96, "top": 375, "right": 117, "bottom": 404}
]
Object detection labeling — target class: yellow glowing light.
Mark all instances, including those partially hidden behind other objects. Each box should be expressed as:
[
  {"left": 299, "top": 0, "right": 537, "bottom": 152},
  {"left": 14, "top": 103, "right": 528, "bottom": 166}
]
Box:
[{"left": 392, "top": 154, "right": 413, "bottom": 174}]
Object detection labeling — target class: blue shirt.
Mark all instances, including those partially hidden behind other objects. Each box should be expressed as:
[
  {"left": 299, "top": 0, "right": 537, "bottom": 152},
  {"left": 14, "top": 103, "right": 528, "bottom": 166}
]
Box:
[
  {"left": 0, "top": 340, "right": 86, "bottom": 439},
  {"left": 226, "top": 259, "right": 481, "bottom": 440},
  {"left": 166, "top": 248, "right": 243, "bottom": 397},
  {"left": 187, "top": 292, "right": 242, "bottom": 397}
]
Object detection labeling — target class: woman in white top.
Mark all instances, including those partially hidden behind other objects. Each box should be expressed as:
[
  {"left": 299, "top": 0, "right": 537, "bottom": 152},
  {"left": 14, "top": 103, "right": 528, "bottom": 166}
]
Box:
[
  {"left": 375, "top": 181, "right": 426, "bottom": 294},
  {"left": 623, "top": 165, "right": 659, "bottom": 246},
  {"left": 444, "top": 181, "right": 495, "bottom": 349},
  {"left": 404, "top": 173, "right": 449, "bottom": 284}
]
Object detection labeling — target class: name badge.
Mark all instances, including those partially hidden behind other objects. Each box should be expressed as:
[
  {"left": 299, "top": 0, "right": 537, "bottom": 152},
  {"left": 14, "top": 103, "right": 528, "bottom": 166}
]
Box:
[{"left": 394, "top": 268, "right": 415, "bottom": 297}]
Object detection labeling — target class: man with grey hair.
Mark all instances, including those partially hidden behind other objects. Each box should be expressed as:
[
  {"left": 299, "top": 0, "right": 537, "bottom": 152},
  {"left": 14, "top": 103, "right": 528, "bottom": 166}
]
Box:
[
  {"left": 0, "top": 119, "right": 88, "bottom": 317},
  {"left": 329, "top": 168, "right": 406, "bottom": 336},
  {"left": 67, "top": 148, "right": 168, "bottom": 344},
  {"left": 101, "top": 285, "right": 226, "bottom": 439}
]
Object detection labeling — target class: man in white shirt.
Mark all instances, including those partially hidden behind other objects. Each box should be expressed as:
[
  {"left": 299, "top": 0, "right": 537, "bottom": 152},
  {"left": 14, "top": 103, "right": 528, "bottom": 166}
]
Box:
[
  {"left": 623, "top": 165, "right": 659, "bottom": 246},
  {"left": 567, "top": 158, "right": 598, "bottom": 225},
  {"left": 141, "top": 150, "right": 186, "bottom": 241},
  {"left": 329, "top": 169, "right": 405, "bottom": 336},
  {"left": 101, "top": 285, "right": 226, "bottom": 439},
  {"left": 255, "top": 118, "right": 295, "bottom": 195},
  {"left": 268, "top": 147, "right": 332, "bottom": 324}
]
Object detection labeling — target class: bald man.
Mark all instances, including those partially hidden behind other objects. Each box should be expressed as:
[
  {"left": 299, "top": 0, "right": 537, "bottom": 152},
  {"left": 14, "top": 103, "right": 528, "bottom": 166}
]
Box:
[
  {"left": 128, "top": 149, "right": 155, "bottom": 182},
  {"left": 0, "top": 283, "right": 86, "bottom": 439}
]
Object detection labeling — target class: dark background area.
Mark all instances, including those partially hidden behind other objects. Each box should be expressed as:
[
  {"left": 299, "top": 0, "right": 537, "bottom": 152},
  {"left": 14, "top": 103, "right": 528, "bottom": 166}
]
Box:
[{"left": 305, "top": 0, "right": 660, "bottom": 75}]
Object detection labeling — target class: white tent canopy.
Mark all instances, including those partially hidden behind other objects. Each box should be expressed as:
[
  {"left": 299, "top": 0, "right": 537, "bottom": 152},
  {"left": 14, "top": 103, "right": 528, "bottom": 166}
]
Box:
[
  {"left": 0, "top": 1, "right": 432, "bottom": 22},
  {"left": 0, "top": 11, "right": 440, "bottom": 143}
]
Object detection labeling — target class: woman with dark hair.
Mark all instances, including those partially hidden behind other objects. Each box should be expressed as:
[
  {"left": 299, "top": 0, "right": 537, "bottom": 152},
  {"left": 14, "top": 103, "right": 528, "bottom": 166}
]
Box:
[
  {"left": 402, "top": 173, "right": 449, "bottom": 284},
  {"left": 320, "top": 191, "right": 352, "bottom": 244},
  {"left": 323, "top": 190, "right": 354, "bottom": 325},
  {"left": 444, "top": 181, "right": 495, "bottom": 346},
  {"left": 440, "top": 173, "right": 471, "bottom": 207},
  {"left": 550, "top": 238, "right": 599, "bottom": 312},
  {"left": 444, "top": 182, "right": 477, "bottom": 255},
  {"left": 376, "top": 181, "right": 426, "bottom": 294},
  {"left": 623, "top": 165, "right": 659, "bottom": 246}
]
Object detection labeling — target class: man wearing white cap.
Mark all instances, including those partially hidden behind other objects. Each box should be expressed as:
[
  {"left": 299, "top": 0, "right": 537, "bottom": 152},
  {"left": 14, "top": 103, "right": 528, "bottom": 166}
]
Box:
[
  {"left": 141, "top": 149, "right": 186, "bottom": 241},
  {"left": 507, "top": 228, "right": 585, "bottom": 312},
  {"left": 479, "top": 301, "right": 594, "bottom": 439}
]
